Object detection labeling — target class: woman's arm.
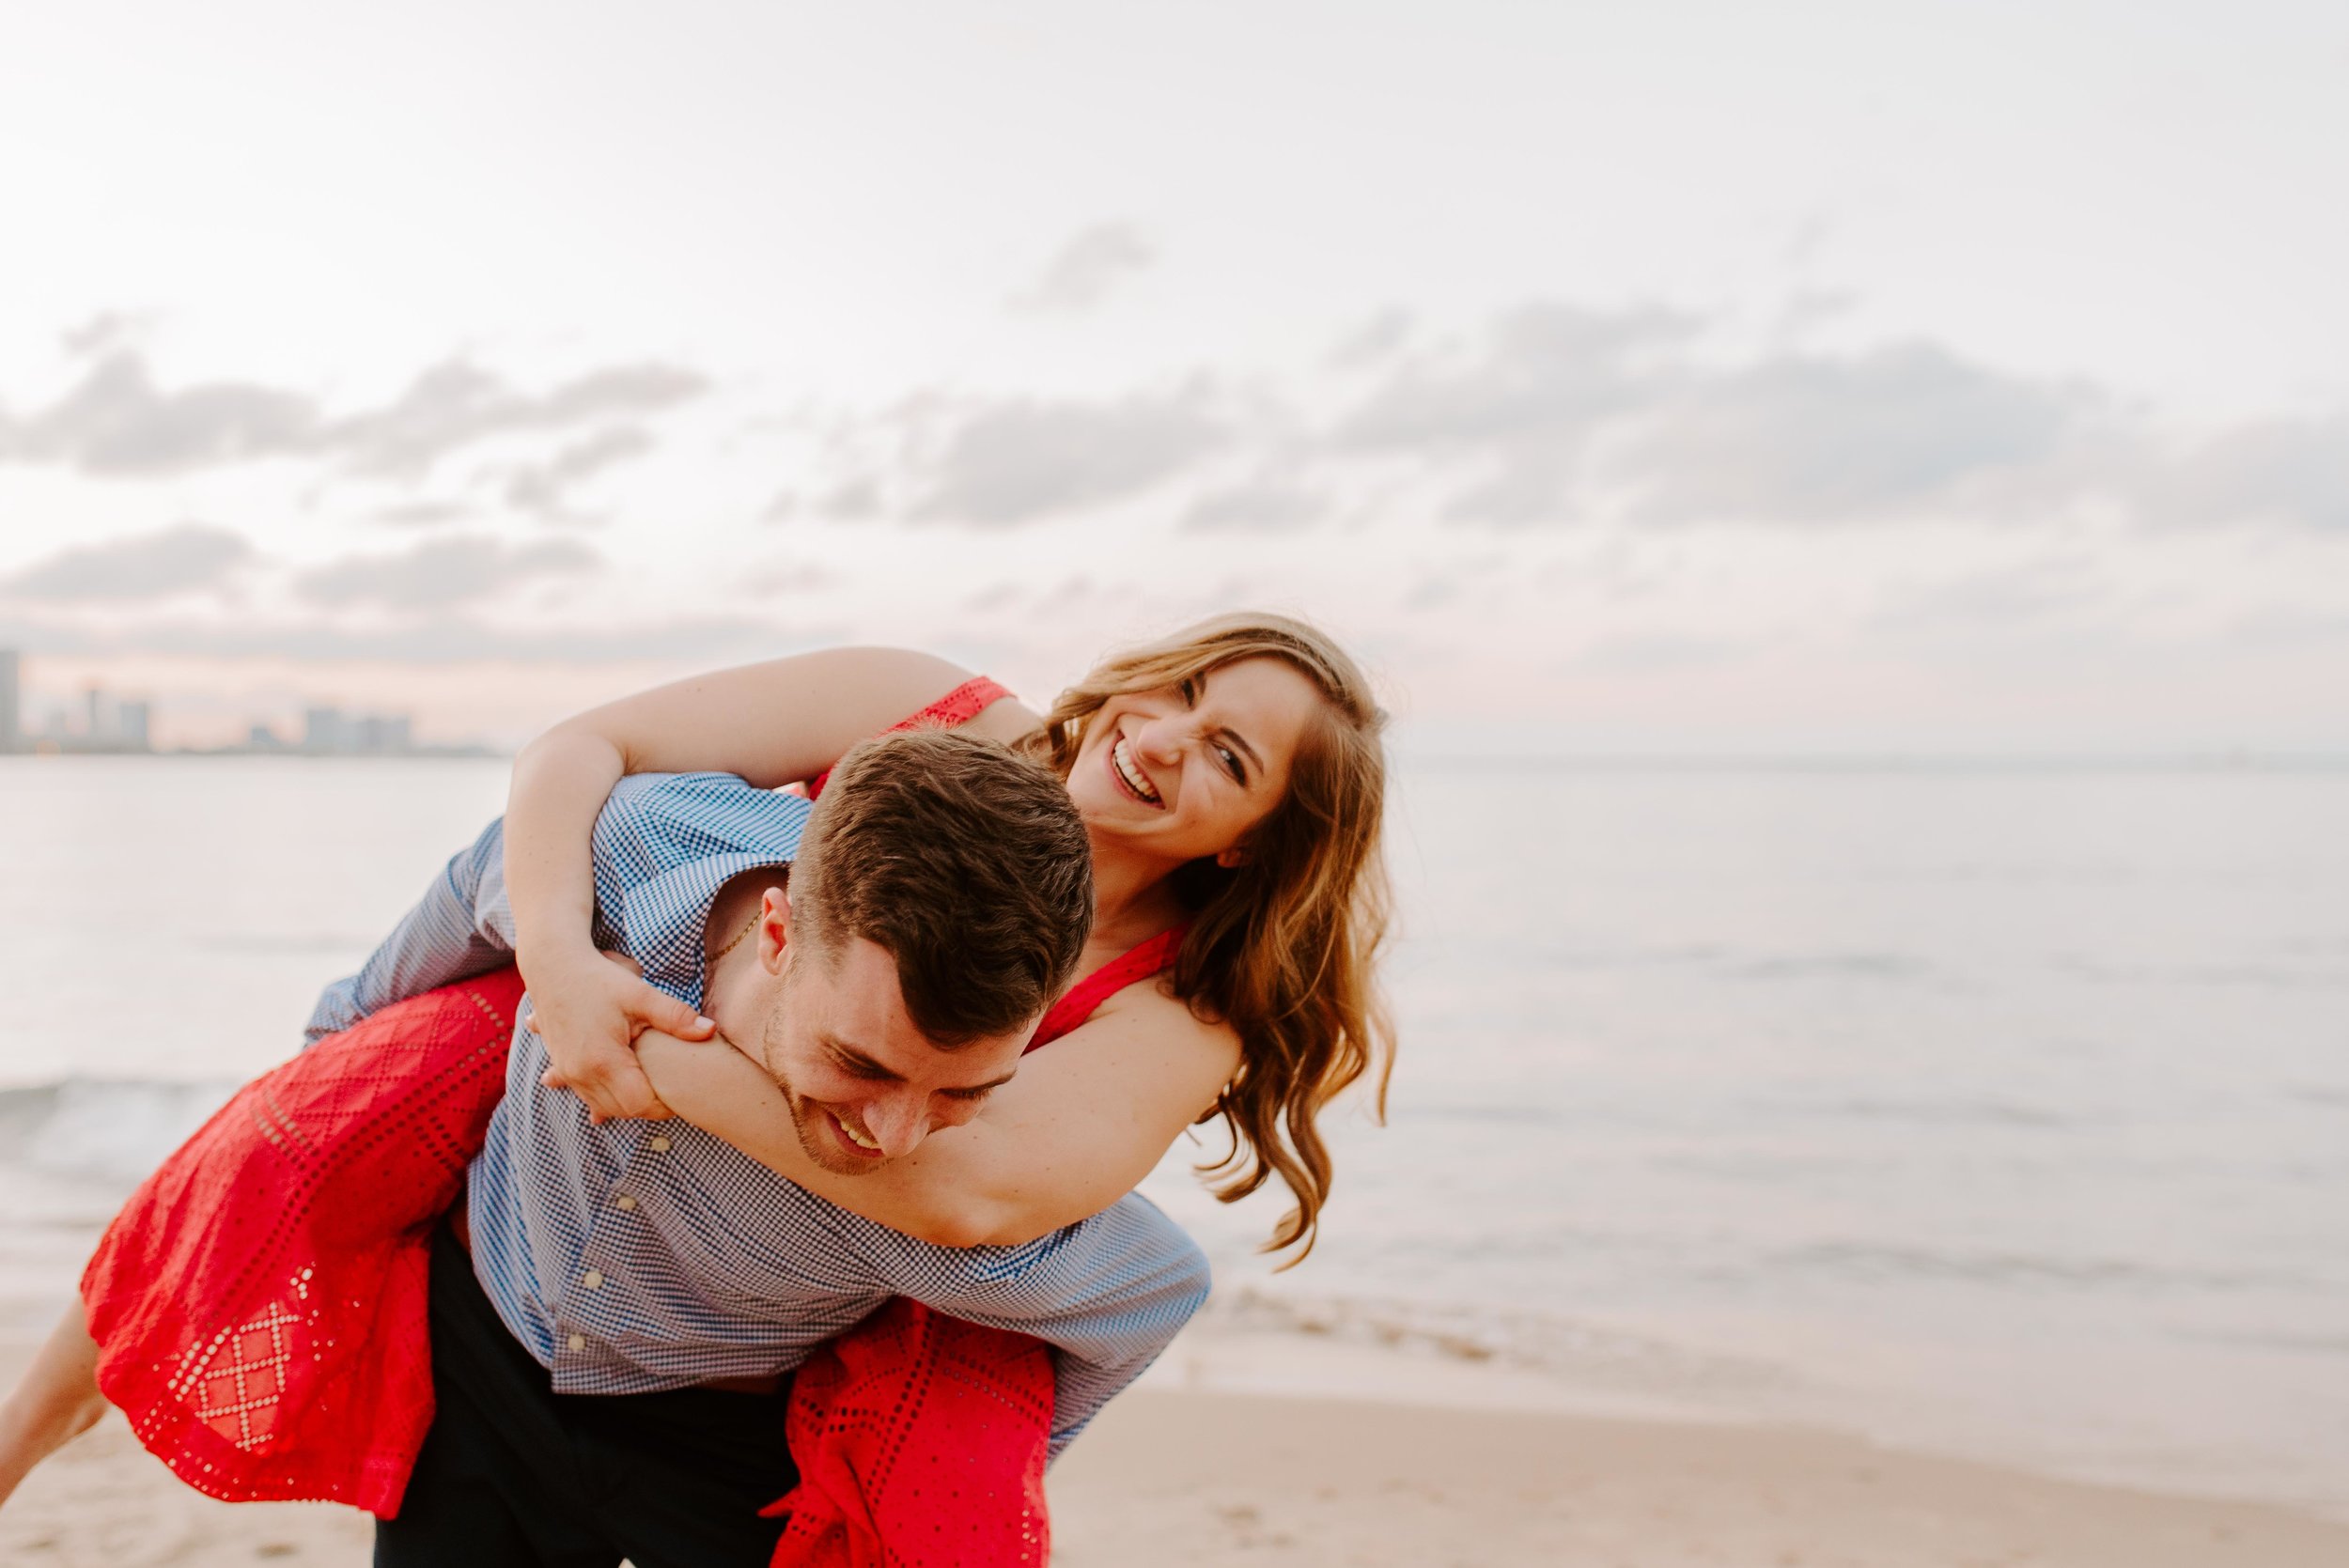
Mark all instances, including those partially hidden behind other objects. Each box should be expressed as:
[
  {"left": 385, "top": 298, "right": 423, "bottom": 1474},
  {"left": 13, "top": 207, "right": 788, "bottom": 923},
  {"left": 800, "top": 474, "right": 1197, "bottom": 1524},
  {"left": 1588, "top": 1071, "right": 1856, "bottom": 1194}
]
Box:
[
  {"left": 504, "top": 647, "right": 1035, "bottom": 1121},
  {"left": 638, "top": 991, "right": 1241, "bottom": 1247}
]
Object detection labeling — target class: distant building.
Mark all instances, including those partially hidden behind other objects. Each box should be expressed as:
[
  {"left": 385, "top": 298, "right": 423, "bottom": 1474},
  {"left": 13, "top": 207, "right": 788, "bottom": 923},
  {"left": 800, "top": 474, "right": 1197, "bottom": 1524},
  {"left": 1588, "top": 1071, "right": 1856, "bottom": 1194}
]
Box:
[
  {"left": 117, "top": 700, "right": 153, "bottom": 752},
  {"left": 303, "top": 706, "right": 350, "bottom": 753},
  {"left": 354, "top": 713, "right": 414, "bottom": 753},
  {"left": 0, "top": 648, "right": 18, "bottom": 753},
  {"left": 83, "top": 686, "right": 108, "bottom": 743},
  {"left": 248, "top": 722, "right": 288, "bottom": 752}
]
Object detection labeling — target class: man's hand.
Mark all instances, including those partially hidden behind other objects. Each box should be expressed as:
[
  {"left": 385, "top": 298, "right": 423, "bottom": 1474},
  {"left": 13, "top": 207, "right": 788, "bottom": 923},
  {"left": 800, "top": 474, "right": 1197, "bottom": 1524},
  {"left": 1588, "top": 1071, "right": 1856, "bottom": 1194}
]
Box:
[{"left": 520, "top": 946, "right": 715, "bottom": 1123}]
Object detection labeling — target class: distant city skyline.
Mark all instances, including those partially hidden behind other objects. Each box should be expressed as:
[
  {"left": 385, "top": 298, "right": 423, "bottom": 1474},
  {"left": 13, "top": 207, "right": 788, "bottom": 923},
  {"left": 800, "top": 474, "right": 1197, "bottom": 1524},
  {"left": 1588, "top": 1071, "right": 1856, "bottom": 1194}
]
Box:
[{"left": 0, "top": 645, "right": 456, "bottom": 755}]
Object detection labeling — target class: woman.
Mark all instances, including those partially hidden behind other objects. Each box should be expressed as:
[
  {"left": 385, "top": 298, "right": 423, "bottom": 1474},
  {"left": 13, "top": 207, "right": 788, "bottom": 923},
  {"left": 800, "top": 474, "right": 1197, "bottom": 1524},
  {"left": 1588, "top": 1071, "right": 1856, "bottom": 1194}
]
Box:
[
  {"left": 508, "top": 613, "right": 1392, "bottom": 1258},
  {"left": 0, "top": 612, "right": 1392, "bottom": 1555}
]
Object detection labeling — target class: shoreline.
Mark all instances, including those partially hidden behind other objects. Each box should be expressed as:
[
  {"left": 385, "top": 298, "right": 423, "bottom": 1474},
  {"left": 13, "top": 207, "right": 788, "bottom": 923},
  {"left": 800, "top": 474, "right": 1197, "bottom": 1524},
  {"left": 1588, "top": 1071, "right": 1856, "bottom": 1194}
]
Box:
[{"left": 5, "top": 1348, "right": 2343, "bottom": 1566}]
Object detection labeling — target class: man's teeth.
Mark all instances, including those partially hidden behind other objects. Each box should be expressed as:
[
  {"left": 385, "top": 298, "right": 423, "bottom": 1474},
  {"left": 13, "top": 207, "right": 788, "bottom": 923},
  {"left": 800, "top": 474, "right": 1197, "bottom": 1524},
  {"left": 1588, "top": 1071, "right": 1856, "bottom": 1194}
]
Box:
[
  {"left": 835, "top": 1113, "right": 879, "bottom": 1150},
  {"left": 1113, "top": 737, "right": 1161, "bottom": 802}
]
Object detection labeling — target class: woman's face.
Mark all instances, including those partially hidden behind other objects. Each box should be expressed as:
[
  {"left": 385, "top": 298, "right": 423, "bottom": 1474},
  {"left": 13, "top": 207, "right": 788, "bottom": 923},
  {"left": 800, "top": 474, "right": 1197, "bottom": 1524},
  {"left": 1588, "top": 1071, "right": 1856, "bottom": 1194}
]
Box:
[{"left": 1066, "top": 655, "right": 1324, "bottom": 868}]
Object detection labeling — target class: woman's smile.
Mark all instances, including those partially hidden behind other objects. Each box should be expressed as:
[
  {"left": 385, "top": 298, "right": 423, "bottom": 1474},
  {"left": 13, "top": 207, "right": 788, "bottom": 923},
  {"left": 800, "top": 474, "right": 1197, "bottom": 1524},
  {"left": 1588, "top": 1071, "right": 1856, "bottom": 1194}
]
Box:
[{"left": 1110, "top": 734, "right": 1164, "bottom": 806}]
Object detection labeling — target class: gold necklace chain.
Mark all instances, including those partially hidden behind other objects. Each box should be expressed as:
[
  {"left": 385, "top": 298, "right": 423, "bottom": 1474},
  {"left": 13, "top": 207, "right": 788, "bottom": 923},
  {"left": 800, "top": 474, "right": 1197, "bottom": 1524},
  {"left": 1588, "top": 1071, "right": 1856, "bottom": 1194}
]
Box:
[{"left": 707, "top": 909, "right": 761, "bottom": 966}]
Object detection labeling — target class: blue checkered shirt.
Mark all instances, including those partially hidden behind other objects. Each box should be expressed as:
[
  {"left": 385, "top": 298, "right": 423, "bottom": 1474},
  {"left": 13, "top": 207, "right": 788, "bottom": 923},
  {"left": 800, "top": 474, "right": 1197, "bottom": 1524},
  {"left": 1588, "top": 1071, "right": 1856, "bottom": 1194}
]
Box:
[{"left": 305, "top": 771, "right": 1208, "bottom": 1457}]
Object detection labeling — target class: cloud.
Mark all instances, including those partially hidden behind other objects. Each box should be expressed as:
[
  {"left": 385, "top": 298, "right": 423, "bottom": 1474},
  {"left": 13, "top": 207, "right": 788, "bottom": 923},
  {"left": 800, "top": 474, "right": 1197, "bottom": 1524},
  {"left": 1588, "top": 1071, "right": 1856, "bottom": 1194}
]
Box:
[
  {"left": 0, "top": 522, "right": 255, "bottom": 603},
  {"left": 293, "top": 534, "right": 602, "bottom": 612},
  {"left": 503, "top": 425, "right": 657, "bottom": 519},
  {"left": 1010, "top": 222, "right": 1158, "bottom": 314},
  {"left": 2, "top": 611, "right": 825, "bottom": 668},
  {"left": 1332, "top": 303, "right": 1697, "bottom": 525},
  {"left": 1179, "top": 477, "right": 1328, "bottom": 533},
  {"left": 0, "top": 348, "right": 708, "bottom": 480},
  {"left": 0, "top": 352, "right": 321, "bottom": 476},
  {"left": 374, "top": 500, "right": 473, "bottom": 527},
  {"left": 909, "top": 388, "right": 1226, "bottom": 526},
  {"left": 331, "top": 360, "right": 705, "bottom": 477},
  {"left": 742, "top": 563, "right": 839, "bottom": 595},
  {"left": 1609, "top": 344, "right": 2092, "bottom": 524},
  {"left": 60, "top": 312, "right": 151, "bottom": 358},
  {"left": 2135, "top": 416, "right": 2349, "bottom": 532},
  {"left": 1329, "top": 309, "right": 1415, "bottom": 368},
  {"left": 1865, "top": 558, "right": 2108, "bottom": 634},
  {"left": 1337, "top": 303, "right": 1695, "bottom": 455}
]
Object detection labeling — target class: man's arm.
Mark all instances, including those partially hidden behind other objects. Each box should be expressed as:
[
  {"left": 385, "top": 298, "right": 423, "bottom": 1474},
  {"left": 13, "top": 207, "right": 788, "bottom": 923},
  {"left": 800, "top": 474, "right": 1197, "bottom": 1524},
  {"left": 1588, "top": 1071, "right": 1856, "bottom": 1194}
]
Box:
[
  {"left": 855, "top": 1192, "right": 1212, "bottom": 1459},
  {"left": 303, "top": 816, "right": 519, "bottom": 1043}
]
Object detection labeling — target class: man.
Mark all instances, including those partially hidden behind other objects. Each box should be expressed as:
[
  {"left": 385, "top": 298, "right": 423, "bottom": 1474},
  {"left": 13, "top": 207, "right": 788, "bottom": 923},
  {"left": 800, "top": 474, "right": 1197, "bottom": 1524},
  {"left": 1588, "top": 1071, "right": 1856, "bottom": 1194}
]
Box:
[{"left": 306, "top": 730, "right": 1209, "bottom": 1566}]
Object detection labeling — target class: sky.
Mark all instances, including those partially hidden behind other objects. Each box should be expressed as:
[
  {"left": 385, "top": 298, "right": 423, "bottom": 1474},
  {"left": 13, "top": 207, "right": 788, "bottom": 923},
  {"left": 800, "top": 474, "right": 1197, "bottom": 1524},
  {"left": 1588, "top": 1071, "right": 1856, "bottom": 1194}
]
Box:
[{"left": 2, "top": 0, "right": 2345, "bottom": 753}]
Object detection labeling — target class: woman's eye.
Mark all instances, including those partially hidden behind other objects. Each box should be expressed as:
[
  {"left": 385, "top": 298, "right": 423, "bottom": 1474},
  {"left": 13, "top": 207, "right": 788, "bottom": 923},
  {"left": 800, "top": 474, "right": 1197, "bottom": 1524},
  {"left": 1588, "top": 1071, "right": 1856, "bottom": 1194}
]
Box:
[
  {"left": 1218, "top": 746, "right": 1244, "bottom": 783},
  {"left": 1178, "top": 676, "right": 1201, "bottom": 706}
]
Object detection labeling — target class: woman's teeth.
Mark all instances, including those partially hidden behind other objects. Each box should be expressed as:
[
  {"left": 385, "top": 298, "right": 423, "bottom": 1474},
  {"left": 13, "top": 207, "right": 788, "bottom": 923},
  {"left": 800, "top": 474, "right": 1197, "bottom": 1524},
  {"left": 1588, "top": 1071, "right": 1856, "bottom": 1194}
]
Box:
[{"left": 1112, "top": 737, "right": 1162, "bottom": 803}]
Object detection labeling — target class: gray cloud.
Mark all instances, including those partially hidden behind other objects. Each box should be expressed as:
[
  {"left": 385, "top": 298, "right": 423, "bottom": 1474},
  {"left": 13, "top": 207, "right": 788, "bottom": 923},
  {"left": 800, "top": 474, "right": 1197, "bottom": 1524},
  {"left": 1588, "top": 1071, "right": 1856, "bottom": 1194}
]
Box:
[
  {"left": 741, "top": 562, "right": 839, "bottom": 595},
  {"left": 1337, "top": 303, "right": 1696, "bottom": 455},
  {"left": 2136, "top": 416, "right": 2349, "bottom": 532},
  {"left": 60, "top": 312, "right": 151, "bottom": 358},
  {"left": 910, "top": 388, "right": 1225, "bottom": 526},
  {"left": 1179, "top": 477, "right": 1328, "bottom": 533},
  {"left": 0, "top": 522, "right": 255, "bottom": 603},
  {"left": 1, "top": 611, "right": 826, "bottom": 668},
  {"left": 0, "top": 352, "right": 321, "bottom": 476},
  {"left": 1010, "top": 222, "right": 1157, "bottom": 314},
  {"left": 0, "top": 349, "right": 707, "bottom": 480},
  {"left": 293, "top": 535, "right": 602, "bottom": 612},
  {"left": 1609, "top": 344, "right": 2092, "bottom": 525},
  {"left": 1329, "top": 309, "right": 1415, "bottom": 369},
  {"left": 1331, "top": 303, "right": 1698, "bottom": 525},
  {"left": 503, "top": 425, "right": 658, "bottom": 519},
  {"left": 1865, "top": 558, "right": 2108, "bottom": 634},
  {"left": 374, "top": 500, "right": 473, "bottom": 527},
  {"left": 331, "top": 360, "right": 705, "bottom": 477}
]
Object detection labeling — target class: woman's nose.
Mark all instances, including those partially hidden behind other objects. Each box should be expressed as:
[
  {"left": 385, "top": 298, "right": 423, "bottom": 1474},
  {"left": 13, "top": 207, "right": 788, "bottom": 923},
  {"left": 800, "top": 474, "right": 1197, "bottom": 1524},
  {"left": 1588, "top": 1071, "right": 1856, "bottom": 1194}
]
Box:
[{"left": 1132, "top": 714, "right": 1187, "bottom": 765}]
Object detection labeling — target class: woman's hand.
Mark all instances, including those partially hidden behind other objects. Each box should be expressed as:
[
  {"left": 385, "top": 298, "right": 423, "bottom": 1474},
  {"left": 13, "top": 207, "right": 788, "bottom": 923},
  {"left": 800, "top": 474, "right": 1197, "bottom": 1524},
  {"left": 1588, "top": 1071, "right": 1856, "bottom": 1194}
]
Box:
[{"left": 520, "top": 946, "right": 713, "bottom": 1123}]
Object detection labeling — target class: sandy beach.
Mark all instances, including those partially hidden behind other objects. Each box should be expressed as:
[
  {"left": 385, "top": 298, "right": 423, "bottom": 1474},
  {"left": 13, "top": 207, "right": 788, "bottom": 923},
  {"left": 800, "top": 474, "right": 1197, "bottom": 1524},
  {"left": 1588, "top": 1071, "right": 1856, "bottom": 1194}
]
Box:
[{"left": 5, "top": 1352, "right": 2343, "bottom": 1568}]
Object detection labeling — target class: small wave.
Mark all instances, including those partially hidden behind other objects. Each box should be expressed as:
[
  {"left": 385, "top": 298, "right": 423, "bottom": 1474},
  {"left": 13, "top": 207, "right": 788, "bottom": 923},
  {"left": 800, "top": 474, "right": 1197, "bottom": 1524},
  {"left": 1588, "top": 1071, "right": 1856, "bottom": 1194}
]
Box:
[
  {"left": 1197, "top": 1286, "right": 1789, "bottom": 1396},
  {"left": 1812, "top": 1096, "right": 2074, "bottom": 1128},
  {"left": 1726, "top": 952, "right": 1934, "bottom": 982},
  {"left": 1766, "top": 1240, "right": 2310, "bottom": 1293},
  {"left": 0, "top": 1077, "right": 239, "bottom": 1185}
]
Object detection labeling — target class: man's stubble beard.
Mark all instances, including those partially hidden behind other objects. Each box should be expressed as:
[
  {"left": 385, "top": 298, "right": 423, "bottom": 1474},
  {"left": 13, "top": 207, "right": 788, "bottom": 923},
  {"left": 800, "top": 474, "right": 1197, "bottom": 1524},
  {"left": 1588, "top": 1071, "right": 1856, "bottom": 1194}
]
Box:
[{"left": 756, "top": 987, "right": 883, "bottom": 1178}]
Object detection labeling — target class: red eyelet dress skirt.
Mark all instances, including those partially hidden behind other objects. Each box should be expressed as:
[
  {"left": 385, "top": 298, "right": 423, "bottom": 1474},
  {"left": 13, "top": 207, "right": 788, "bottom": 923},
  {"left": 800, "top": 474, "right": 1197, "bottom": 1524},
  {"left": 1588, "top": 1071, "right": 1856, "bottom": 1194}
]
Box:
[{"left": 77, "top": 678, "right": 1182, "bottom": 1568}]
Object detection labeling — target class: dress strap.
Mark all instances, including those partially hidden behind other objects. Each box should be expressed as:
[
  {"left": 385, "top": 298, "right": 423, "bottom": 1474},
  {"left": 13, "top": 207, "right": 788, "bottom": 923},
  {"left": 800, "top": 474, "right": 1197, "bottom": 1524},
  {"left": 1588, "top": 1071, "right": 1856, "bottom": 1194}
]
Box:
[
  {"left": 1029, "top": 925, "right": 1187, "bottom": 1053},
  {"left": 804, "top": 676, "right": 1015, "bottom": 800}
]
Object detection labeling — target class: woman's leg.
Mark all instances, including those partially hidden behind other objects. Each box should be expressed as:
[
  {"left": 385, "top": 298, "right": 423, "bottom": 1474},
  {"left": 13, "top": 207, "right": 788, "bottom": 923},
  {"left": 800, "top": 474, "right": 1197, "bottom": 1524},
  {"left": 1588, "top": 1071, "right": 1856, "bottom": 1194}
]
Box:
[{"left": 0, "top": 1301, "right": 108, "bottom": 1508}]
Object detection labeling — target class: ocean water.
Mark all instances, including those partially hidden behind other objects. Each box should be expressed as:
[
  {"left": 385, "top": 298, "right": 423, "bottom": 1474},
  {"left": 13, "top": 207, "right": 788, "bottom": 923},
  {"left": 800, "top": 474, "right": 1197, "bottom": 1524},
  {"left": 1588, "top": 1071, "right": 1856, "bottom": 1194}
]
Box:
[{"left": 1, "top": 754, "right": 2343, "bottom": 1514}]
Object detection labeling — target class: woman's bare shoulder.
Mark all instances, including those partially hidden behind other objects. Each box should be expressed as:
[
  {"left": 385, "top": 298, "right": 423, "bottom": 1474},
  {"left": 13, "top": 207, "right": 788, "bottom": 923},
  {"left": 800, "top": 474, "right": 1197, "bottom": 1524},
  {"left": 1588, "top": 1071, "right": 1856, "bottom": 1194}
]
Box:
[{"left": 1082, "top": 977, "right": 1245, "bottom": 1081}]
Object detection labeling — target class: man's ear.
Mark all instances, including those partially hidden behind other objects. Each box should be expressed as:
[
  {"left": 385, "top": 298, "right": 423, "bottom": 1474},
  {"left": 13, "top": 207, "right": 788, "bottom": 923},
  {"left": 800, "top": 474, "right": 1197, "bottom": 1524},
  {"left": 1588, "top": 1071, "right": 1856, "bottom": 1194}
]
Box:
[{"left": 760, "top": 886, "right": 794, "bottom": 970}]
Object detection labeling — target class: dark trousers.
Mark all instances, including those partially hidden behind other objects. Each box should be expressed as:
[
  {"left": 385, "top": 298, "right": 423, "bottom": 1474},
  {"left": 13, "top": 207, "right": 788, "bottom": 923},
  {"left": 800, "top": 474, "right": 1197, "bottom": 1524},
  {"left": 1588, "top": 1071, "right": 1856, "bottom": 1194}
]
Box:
[{"left": 375, "top": 1224, "right": 798, "bottom": 1568}]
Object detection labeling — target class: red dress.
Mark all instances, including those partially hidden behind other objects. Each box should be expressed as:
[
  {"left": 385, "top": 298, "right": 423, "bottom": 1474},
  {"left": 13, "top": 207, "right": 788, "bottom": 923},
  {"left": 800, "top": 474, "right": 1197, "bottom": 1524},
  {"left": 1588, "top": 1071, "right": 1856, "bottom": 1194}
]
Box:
[{"left": 80, "top": 678, "right": 1186, "bottom": 1568}]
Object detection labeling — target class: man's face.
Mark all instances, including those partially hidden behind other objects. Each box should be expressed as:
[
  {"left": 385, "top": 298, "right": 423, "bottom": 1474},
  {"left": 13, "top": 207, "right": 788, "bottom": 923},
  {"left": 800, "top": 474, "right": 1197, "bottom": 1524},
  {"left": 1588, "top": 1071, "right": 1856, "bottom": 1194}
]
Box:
[{"left": 755, "top": 934, "right": 1031, "bottom": 1174}]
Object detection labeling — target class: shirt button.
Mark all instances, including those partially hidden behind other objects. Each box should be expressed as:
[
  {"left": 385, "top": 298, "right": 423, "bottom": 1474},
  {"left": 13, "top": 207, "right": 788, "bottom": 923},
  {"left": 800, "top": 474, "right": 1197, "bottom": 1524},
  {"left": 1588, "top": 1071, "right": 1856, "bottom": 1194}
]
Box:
[
  {"left": 614, "top": 1194, "right": 637, "bottom": 1211},
  {"left": 648, "top": 1135, "right": 671, "bottom": 1153},
  {"left": 568, "top": 1333, "right": 586, "bottom": 1352},
  {"left": 583, "top": 1270, "right": 605, "bottom": 1290}
]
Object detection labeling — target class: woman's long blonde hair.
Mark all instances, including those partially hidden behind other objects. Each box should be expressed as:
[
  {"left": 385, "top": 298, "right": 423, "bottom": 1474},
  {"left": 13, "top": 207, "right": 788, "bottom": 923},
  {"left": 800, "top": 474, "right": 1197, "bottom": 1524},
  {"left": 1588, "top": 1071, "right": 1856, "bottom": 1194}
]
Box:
[{"left": 1033, "top": 613, "right": 1394, "bottom": 1262}]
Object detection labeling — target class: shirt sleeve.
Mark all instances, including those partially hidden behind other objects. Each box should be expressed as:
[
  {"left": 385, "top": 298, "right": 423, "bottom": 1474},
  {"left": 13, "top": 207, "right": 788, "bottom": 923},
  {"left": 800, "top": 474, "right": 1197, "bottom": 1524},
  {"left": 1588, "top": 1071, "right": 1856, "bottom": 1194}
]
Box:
[
  {"left": 303, "top": 815, "right": 520, "bottom": 1044},
  {"left": 855, "top": 1192, "right": 1212, "bottom": 1459}
]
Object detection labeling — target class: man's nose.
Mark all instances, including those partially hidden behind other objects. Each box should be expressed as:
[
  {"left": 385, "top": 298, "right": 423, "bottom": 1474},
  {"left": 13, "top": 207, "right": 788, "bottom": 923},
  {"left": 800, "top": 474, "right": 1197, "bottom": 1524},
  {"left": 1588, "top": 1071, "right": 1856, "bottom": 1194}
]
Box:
[{"left": 863, "top": 1091, "right": 930, "bottom": 1160}]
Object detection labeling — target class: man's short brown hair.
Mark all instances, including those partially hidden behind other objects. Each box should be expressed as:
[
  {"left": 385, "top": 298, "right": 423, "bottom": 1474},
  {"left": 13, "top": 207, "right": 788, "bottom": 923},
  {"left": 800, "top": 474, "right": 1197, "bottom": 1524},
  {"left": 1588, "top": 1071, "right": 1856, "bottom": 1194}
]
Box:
[{"left": 789, "top": 728, "right": 1093, "bottom": 1046}]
